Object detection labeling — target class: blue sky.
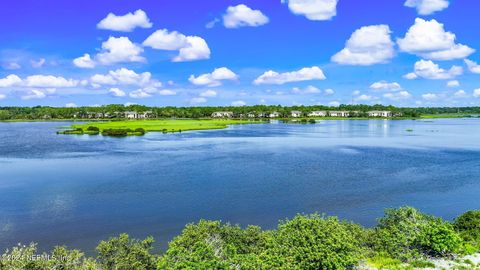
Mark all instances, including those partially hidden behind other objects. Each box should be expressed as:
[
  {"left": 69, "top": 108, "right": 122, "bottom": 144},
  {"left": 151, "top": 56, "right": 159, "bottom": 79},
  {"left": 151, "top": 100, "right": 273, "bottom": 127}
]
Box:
[{"left": 0, "top": 0, "right": 479, "bottom": 107}]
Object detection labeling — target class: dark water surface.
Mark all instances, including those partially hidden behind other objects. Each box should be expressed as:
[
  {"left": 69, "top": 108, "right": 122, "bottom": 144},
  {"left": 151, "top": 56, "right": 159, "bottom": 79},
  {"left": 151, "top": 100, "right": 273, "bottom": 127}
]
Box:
[{"left": 1, "top": 119, "right": 480, "bottom": 253}]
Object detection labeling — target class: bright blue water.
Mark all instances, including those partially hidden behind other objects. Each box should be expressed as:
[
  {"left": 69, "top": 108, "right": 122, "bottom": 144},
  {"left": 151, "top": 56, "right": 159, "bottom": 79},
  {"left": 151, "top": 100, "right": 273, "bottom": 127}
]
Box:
[{"left": 1, "top": 119, "right": 480, "bottom": 253}]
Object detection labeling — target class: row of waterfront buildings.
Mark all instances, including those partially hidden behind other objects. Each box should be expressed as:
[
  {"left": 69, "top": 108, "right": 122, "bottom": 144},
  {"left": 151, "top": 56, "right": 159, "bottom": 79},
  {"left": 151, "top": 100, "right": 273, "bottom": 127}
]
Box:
[
  {"left": 73, "top": 110, "right": 400, "bottom": 119},
  {"left": 212, "top": 110, "right": 400, "bottom": 118}
]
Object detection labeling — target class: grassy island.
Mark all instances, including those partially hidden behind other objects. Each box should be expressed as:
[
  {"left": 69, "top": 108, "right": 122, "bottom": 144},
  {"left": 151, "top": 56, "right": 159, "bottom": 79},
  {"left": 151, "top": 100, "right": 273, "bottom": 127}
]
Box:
[{"left": 58, "top": 119, "right": 259, "bottom": 136}]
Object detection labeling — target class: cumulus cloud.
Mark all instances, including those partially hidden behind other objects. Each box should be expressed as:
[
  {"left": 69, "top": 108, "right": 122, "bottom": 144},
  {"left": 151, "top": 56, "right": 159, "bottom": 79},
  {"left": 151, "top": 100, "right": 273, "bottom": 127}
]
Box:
[
  {"left": 397, "top": 18, "right": 474, "bottom": 61},
  {"left": 465, "top": 59, "right": 480, "bottom": 74},
  {"left": 282, "top": 0, "right": 338, "bottom": 21},
  {"left": 331, "top": 25, "right": 395, "bottom": 65},
  {"left": 292, "top": 85, "right": 321, "bottom": 94},
  {"left": 96, "top": 37, "right": 145, "bottom": 65},
  {"left": 143, "top": 29, "right": 210, "bottom": 62},
  {"left": 189, "top": 67, "right": 238, "bottom": 87},
  {"left": 231, "top": 100, "right": 247, "bottom": 106},
  {"left": 65, "top": 103, "right": 77, "bottom": 108},
  {"left": 97, "top": 9, "right": 152, "bottom": 32},
  {"left": 129, "top": 89, "right": 152, "bottom": 98},
  {"left": 422, "top": 93, "right": 438, "bottom": 101},
  {"left": 21, "top": 89, "right": 47, "bottom": 100},
  {"left": 474, "top": 89, "right": 480, "bottom": 98},
  {"left": 158, "top": 89, "right": 176, "bottom": 96},
  {"left": 2, "top": 62, "right": 21, "bottom": 70},
  {"left": 324, "top": 88, "right": 334, "bottom": 95},
  {"left": 404, "top": 0, "right": 449, "bottom": 15},
  {"left": 223, "top": 4, "right": 269, "bottom": 28},
  {"left": 24, "top": 75, "right": 78, "bottom": 88},
  {"left": 190, "top": 97, "right": 207, "bottom": 104},
  {"left": 453, "top": 90, "right": 468, "bottom": 98},
  {"left": 109, "top": 87, "right": 126, "bottom": 97},
  {"left": 0, "top": 74, "right": 22, "bottom": 87},
  {"left": 406, "top": 60, "right": 462, "bottom": 80},
  {"left": 354, "top": 94, "right": 374, "bottom": 102},
  {"left": 254, "top": 66, "right": 326, "bottom": 85},
  {"left": 199, "top": 90, "right": 218, "bottom": 97},
  {"left": 0, "top": 93, "right": 6, "bottom": 100},
  {"left": 370, "top": 81, "right": 402, "bottom": 91},
  {"left": 73, "top": 54, "right": 95, "bottom": 68},
  {"left": 329, "top": 101, "right": 340, "bottom": 107},
  {"left": 383, "top": 91, "right": 412, "bottom": 100},
  {"left": 90, "top": 68, "right": 160, "bottom": 88},
  {"left": 447, "top": 80, "right": 460, "bottom": 87}
]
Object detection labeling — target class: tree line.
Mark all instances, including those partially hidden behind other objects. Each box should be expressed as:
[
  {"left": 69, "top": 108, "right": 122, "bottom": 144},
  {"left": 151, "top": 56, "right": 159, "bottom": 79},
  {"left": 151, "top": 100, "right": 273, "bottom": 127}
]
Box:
[{"left": 1, "top": 207, "right": 479, "bottom": 269}]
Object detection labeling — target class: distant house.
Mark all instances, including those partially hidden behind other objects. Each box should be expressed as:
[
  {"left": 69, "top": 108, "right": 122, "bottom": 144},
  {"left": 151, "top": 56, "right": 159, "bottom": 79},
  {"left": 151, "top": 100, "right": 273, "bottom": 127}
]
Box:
[
  {"left": 247, "top": 113, "right": 256, "bottom": 118},
  {"left": 125, "top": 111, "right": 139, "bottom": 119},
  {"left": 291, "top": 111, "right": 302, "bottom": 118},
  {"left": 257, "top": 112, "right": 267, "bottom": 118},
  {"left": 308, "top": 111, "right": 327, "bottom": 117},
  {"left": 211, "top": 111, "right": 234, "bottom": 118},
  {"left": 269, "top": 111, "right": 280, "bottom": 118},
  {"left": 368, "top": 111, "right": 392, "bottom": 117},
  {"left": 329, "top": 111, "right": 350, "bottom": 117}
]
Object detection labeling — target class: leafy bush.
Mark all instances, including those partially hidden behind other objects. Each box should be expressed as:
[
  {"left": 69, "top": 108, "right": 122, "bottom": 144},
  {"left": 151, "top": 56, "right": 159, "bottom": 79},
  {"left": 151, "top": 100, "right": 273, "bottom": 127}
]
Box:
[
  {"left": 266, "top": 214, "right": 362, "bottom": 270},
  {"left": 96, "top": 233, "right": 157, "bottom": 270},
  {"left": 101, "top": 128, "right": 129, "bottom": 136},
  {"left": 454, "top": 210, "right": 480, "bottom": 243},
  {"left": 86, "top": 126, "right": 100, "bottom": 132},
  {"left": 159, "top": 220, "right": 268, "bottom": 270},
  {"left": 371, "top": 207, "right": 461, "bottom": 260}
]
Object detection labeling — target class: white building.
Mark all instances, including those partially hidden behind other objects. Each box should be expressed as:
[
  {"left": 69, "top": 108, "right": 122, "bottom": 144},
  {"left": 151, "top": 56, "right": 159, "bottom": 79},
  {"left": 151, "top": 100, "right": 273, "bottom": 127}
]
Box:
[
  {"left": 247, "top": 113, "right": 256, "bottom": 118},
  {"left": 291, "top": 111, "right": 302, "bottom": 118},
  {"left": 368, "top": 111, "right": 392, "bottom": 117},
  {"left": 269, "top": 111, "right": 280, "bottom": 118},
  {"left": 211, "top": 111, "right": 234, "bottom": 118},
  {"left": 329, "top": 111, "right": 350, "bottom": 117},
  {"left": 308, "top": 111, "right": 327, "bottom": 117}
]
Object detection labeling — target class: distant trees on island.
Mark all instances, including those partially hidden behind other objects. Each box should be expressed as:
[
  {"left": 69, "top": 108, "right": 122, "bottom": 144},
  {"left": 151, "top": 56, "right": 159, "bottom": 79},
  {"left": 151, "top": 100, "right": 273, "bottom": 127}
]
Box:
[
  {"left": 1, "top": 207, "right": 479, "bottom": 269},
  {"left": 1, "top": 104, "right": 480, "bottom": 120}
]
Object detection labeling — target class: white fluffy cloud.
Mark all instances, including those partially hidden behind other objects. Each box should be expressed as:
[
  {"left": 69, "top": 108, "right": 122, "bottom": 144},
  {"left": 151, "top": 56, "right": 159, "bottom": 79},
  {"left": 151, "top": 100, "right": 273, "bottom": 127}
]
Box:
[
  {"left": 223, "top": 4, "right": 269, "bottom": 28},
  {"left": 324, "top": 88, "right": 334, "bottom": 95},
  {"left": 109, "top": 87, "right": 126, "bottom": 97},
  {"left": 355, "top": 94, "right": 374, "bottom": 102},
  {"left": 97, "top": 9, "right": 152, "bottom": 32},
  {"left": 404, "top": 0, "right": 449, "bottom": 15},
  {"left": 447, "top": 80, "right": 460, "bottom": 87},
  {"left": 422, "top": 93, "right": 438, "bottom": 101},
  {"left": 90, "top": 68, "right": 159, "bottom": 88},
  {"left": 31, "top": 58, "right": 45, "bottom": 68},
  {"left": 397, "top": 18, "right": 474, "bottom": 61},
  {"left": 254, "top": 66, "right": 326, "bottom": 85},
  {"left": 0, "top": 93, "right": 6, "bottom": 100},
  {"left": 292, "top": 85, "right": 321, "bottom": 94},
  {"left": 453, "top": 90, "right": 468, "bottom": 98},
  {"left": 199, "top": 90, "right": 218, "bottom": 97},
  {"left": 370, "top": 81, "right": 402, "bottom": 91},
  {"left": 406, "top": 60, "right": 462, "bottom": 80},
  {"left": 2, "top": 62, "right": 21, "bottom": 70},
  {"left": 21, "top": 89, "right": 48, "bottom": 100},
  {"left": 231, "top": 100, "right": 247, "bottom": 106},
  {"left": 129, "top": 89, "right": 152, "bottom": 98},
  {"left": 158, "top": 89, "right": 176, "bottom": 96},
  {"left": 0, "top": 74, "right": 22, "bottom": 87},
  {"left": 282, "top": 0, "right": 338, "bottom": 21},
  {"left": 190, "top": 97, "right": 207, "bottom": 104},
  {"left": 474, "top": 89, "right": 480, "bottom": 98},
  {"left": 73, "top": 54, "right": 95, "bottom": 68},
  {"left": 189, "top": 67, "right": 238, "bottom": 87},
  {"left": 331, "top": 25, "right": 395, "bottom": 65},
  {"left": 383, "top": 91, "right": 412, "bottom": 101},
  {"left": 143, "top": 29, "right": 210, "bottom": 62},
  {"left": 465, "top": 59, "right": 480, "bottom": 74},
  {"left": 24, "top": 75, "right": 78, "bottom": 88},
  {"left": 65, "top": 103, "right": 77, "bottom": 108},
  {"left": 96, "top": 37, "right": 145, "bottom": 65}
]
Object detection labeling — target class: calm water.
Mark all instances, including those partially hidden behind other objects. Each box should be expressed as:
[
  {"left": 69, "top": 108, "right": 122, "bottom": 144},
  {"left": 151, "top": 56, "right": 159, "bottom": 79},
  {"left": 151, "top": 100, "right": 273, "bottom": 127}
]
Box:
[{"left": 1, "top": 119, "right": 480, "bottom": 253}]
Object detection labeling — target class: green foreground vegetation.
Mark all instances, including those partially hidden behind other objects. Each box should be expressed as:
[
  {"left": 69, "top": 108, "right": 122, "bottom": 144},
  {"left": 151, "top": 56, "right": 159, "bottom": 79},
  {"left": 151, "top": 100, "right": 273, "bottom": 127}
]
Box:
[
  {"left": 58, "top": 119, "right": 258, "bottom": 136},
  {"left": 2, "top": 207, "right": 480, "bottom": 270}
]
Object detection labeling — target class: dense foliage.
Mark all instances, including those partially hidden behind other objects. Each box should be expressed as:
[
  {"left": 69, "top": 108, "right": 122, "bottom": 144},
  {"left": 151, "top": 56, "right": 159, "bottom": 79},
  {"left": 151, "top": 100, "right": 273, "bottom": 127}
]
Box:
[
  {"left": 3, "top": 104, "right": 480, "bottom": 120},
  {"left": 1, "top": 207, "right": 479, "bottom": 270}
]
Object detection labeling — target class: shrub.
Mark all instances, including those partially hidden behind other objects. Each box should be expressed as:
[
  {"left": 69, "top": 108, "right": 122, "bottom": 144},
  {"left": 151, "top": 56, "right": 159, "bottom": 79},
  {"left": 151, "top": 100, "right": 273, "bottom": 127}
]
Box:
[
  {"left": 266, "top": 214, "right": 362, "bottom": 270},
  {"left": 371, "top": 207, "right": 461, "bottom": 260},
  {"left": 454, "top": 210, "right": 480, "bottom": 243},
  {"left": 86, "top": 126, "right": 100, "bottom": 132},
  {"left": 102, "top": 129, "right": 129, "bottom": 137},
  {"left": 159, "top": 220, "right": 269, "bottom": 269},
  {"left": 96, "top": 233, "right": 157, "bottom": 270}
]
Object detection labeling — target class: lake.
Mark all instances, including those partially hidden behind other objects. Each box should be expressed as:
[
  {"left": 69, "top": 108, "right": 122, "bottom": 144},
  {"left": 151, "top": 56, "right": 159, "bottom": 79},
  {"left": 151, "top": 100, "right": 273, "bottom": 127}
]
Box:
[{"left": 1, "top": 119, "right": 480, "bottom": 253}]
